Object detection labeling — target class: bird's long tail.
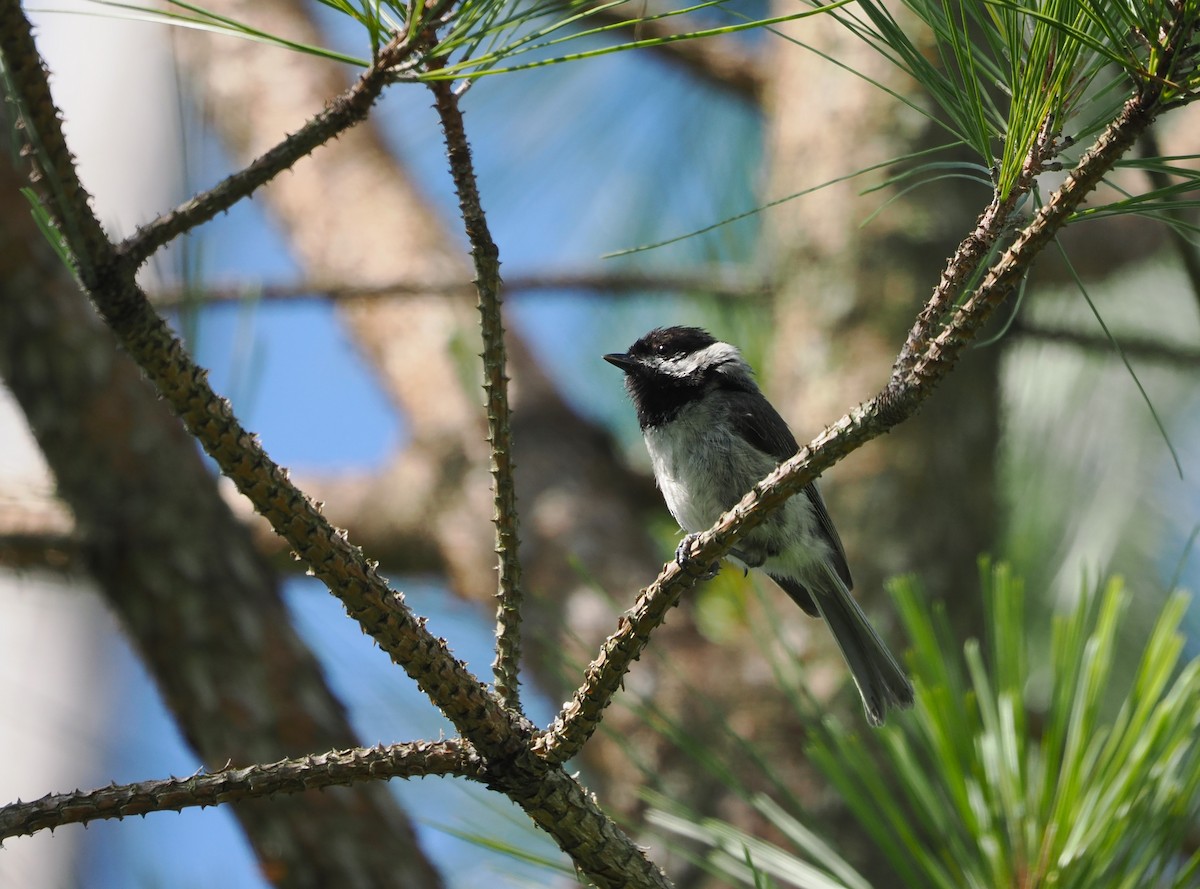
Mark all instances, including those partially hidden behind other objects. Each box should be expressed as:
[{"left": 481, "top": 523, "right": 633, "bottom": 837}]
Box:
[{"left": 807, "top": 564, "right": 914, "bottom": 726}]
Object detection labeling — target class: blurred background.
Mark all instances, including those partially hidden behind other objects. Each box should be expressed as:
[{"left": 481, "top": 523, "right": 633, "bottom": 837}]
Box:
[{"left": 2, "top": 1, "right": 1198, "bottom": 887}]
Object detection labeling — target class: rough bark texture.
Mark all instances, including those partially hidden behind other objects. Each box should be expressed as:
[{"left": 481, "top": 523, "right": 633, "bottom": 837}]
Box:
[{"left": 0, "top": 152, "right": 443, "bottom": 889}]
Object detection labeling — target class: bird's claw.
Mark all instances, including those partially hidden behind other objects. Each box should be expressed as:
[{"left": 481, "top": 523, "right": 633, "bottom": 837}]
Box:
[{"left": 675, "top": 533, "right": 719, "bottom": 580}]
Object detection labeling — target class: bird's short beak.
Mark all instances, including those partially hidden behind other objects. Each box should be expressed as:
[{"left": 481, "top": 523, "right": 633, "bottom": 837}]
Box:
[{"left": 603, "top": 352, "right": 637, "bottom": 372}]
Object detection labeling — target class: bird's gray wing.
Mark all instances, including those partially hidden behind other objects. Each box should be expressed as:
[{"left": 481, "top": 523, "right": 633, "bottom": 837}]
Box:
[
  {"left": 767, "top": 572, "right": 819, "bottom": 617},
  {"left": 725, "top": 389, "right": 854, "bottom": 591},
  {"left": 724, "top": 389, "right": 799, "bottom": 463},
  {"left": 803, "top": 483, "right": 854, "bottom": 591}
]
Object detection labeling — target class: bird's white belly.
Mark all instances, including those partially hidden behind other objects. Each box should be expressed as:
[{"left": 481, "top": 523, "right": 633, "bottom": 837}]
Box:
[
  {"left": 645, "top": 434, "right": 727, "bottom": 532},
  {"left": 642, "top": 406, "right": 828, "bottom": 576},
  {"left": 643, "top": 408, "right": 773, "bottom": 534}
]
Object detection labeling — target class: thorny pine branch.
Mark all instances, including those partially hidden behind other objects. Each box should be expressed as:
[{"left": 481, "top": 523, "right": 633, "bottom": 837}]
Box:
[
  {"left": 1, "top": 742, "right": 479, "bottom": 841},
  {"left": 1, "top": 0, "right": 518, "bottom": 759},
  {"left": 429, "top": 72, "right": 525, "bottom": 713},
  {"left": 115, "top": 0, "right": 454, "bottom": 270},
  {"left": 0, "top": 81, "right": 442, "bottom": 887},
  {"left": 891, "top": 113, "right": 1062, "bottom": 381}
]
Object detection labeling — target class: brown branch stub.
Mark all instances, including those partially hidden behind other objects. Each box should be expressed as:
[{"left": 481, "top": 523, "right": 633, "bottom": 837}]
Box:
[
  {"left": 0, "top": 741, "right": 479, "bottom": 841},
  {"left": 428, "top": 73, "right": 525, "bottom": 713},
  {"left": 579, "top": 0, "right": 766, "bottom": 105}
]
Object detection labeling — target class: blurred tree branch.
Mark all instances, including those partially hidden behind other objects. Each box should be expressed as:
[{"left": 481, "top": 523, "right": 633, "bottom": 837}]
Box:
[
  {"left": 144, "top": 267, "right": 772, "bottom": 306},
  {"left": 578, "top": 0, "right": 766, "bottom": 103},
  {"left": 1010, "top": 317, "right": 1200, "bottom": 367}
]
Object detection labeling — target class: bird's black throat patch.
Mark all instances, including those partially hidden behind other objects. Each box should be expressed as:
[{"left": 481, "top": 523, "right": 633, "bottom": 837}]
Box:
[{"left": 622, "top": 370, "right": 706, "bottom": 429}]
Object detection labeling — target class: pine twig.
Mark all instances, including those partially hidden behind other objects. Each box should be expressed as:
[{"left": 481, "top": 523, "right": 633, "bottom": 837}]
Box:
[
  {"left": 0, "top": 741, "right": 479, "bottom": 841},
  {"left": 114, "top": 4, "right": 450, "bottom": 269},
  {"left": 429, "top": 74, "right": 525, "bottom": 712}
]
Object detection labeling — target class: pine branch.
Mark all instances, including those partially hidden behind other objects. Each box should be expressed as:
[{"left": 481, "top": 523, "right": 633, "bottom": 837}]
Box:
[
  {"left": 0, "top": 72, "right": 446, "bottom": 889},
  {"left": 891, "top": 114, "right": 1061, "bottom": 381},
  {"left": 114, "top": 3, "right": 450, "bottom": 269},
  {"left": 1, "top": 0, "right": 517, "bottom": 759},
  {"left": 0, "top": 741, "right": 479, "bottom": 841},
  {"left": 7, "top": 0, "right": 1194, "bottom": 877},
  {"left": 429, "top": 74, "right": 525, "bottom": 713}
]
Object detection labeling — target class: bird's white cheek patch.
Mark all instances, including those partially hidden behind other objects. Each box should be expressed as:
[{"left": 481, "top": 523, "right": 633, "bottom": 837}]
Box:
[{"left": 653, "top": 342, "right": 745, "bottom": 379}]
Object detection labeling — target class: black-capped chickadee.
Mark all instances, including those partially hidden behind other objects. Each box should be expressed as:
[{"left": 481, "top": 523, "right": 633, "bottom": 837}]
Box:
[{"left": 605, "top": 326, "right": 913, "bottom": 726}]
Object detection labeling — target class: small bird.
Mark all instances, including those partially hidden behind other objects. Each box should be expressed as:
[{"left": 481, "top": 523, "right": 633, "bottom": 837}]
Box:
[{"left": 605, "top": 325, "right": 913, "bottom": 726}]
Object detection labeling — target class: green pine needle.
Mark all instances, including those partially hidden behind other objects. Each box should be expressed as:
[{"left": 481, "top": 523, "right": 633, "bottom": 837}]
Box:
[{"left": 808, "top": 561, "right": 1200, "bottom": 889}]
